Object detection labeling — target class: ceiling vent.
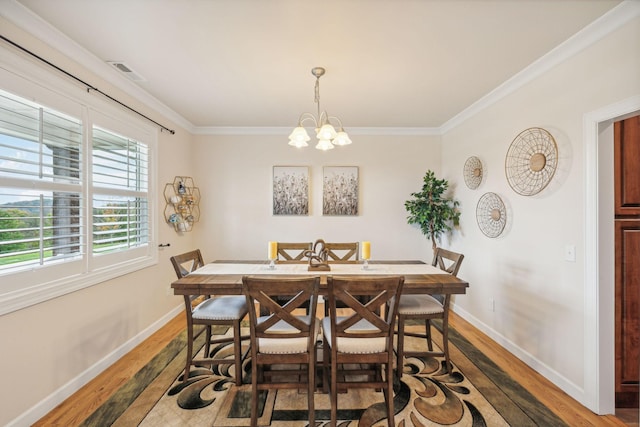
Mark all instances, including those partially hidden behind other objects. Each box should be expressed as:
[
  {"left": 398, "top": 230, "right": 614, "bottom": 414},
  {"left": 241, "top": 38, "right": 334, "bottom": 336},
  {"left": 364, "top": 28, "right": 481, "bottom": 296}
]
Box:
[{"left": 106, "top": 61, "right": 146, "bottom": 82}]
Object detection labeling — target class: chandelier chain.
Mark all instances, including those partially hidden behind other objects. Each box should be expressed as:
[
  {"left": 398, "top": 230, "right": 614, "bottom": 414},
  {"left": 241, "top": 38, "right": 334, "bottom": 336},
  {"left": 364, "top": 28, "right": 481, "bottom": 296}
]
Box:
[{"left": 314, "top": 77, "right": 321, "bottom": 119}]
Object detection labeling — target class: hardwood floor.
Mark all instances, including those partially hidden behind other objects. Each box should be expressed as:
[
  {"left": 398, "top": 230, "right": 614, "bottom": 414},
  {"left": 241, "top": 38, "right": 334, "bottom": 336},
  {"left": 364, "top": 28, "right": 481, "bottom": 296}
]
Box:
[
  {"left": 450, "top": 313, "right": 631, "bottom": 427},
  {"left": 32, "top": 313, "right": 186, "bottom": 427},
  {"left": 35, "top": 310, "right": 633, "bottom": 426}
]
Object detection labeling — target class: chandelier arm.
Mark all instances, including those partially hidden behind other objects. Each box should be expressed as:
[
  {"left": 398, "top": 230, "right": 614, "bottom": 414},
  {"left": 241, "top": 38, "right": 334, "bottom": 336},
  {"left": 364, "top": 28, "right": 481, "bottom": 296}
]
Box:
[
  {"left": 297, "top": 112, "right": 319, "bottom": 128},
  {"left": 318, "top": 110, "right": 330, "bottom": 126},
  {"left": 327, "top": 115, "right": 345, "bottom": 131}
]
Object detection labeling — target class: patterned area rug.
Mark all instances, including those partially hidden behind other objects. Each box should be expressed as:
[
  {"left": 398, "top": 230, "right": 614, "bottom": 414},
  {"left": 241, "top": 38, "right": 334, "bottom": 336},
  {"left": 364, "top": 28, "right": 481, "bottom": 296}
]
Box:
[{"left": 81, "top": 323, "right": 567, "bottom": 427}]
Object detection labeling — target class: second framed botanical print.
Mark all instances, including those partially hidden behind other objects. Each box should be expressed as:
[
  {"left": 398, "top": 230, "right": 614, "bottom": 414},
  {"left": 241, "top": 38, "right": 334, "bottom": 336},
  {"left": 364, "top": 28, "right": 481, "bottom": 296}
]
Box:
[{"left": 323, "top": 166, "right": 358, "bottom": 216}]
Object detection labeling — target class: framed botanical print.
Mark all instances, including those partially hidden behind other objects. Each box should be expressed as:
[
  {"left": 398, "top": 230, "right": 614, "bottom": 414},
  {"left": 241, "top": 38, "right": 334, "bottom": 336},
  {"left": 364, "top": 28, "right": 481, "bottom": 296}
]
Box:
[
  {"left": 272, "top": 166, "right": 309, "bottom": 215},
  {"left": 323, "top": 166, "right": 358, "bottom": 216}
]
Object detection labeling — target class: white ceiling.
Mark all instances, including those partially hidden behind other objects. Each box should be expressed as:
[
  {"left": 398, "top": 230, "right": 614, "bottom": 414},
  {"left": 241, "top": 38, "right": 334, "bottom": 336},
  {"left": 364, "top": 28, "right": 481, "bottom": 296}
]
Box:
[{"left": 7, "top": 0, "right": 623, "bottom": 132}]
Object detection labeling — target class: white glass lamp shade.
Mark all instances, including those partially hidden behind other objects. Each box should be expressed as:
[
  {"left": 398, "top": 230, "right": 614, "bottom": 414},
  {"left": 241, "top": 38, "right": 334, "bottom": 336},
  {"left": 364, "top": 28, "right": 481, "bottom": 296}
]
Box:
[
  {"left": 315, "top": 139, "right": 335, "bottom": 150},
  {"left": 288, "top": 138, "right": 309, "bottom": 148},
  {"left": 316, "top": 124, "right": 337, "bottom": 140},
  {"left": 288, "top": 126, "right": 310, "bottom": 147},
  {"left": 332, "top": 131, "right": 352, "bottom": 146}
]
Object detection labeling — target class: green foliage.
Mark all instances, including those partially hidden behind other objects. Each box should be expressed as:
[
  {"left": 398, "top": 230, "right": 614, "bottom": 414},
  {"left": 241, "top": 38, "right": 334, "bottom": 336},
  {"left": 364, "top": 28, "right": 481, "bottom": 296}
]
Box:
[
  {"left": 405, "top": 170, "right": 460, "bottom": 249},
  {"left": 0, "top": 208, "right": 40, "bottom": 254},
  {"left": 0, "top": 200, "right": 128, "bottom": 266}
]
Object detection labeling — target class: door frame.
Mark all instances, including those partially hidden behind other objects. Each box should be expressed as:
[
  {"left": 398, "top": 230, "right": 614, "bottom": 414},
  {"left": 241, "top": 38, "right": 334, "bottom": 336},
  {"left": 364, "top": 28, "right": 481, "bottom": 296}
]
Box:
[{"left": 585, "top": 95, "right": 640, "bottom": 414}]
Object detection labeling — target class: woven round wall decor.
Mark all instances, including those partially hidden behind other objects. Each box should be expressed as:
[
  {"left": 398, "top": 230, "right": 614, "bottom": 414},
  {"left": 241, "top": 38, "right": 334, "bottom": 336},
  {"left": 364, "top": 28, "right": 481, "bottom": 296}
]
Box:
[
  {"left": 505, "top": 127, "right": 558, "bottom": 196},
  {"left": 476, "top": 192, "right": 506, "bottom": 238},
  {"left": 463, "top": 156, "right": 483, "bottom": 189}
]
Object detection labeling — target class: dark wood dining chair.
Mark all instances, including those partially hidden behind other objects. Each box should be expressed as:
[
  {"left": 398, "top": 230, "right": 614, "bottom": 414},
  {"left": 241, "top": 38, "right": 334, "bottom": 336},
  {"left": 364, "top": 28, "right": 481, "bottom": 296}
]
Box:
[
  {"left": 322, "top": 241, "right": 366, "bottom": 317},
  {"left": 323, "top": 275, "right": 404, "bottom": 427},
  {"left": 271, "top": 242, "right": 314, "bottom": 314},
  {"left": 242, "top": 275, "right": 320, "bottom": 427},
  {"left": 170, "top": 249, "right": 249, "bottom": 386},
  {"left": 396, "top": 247, "right": 464, "bottom": 377},
  {"left": 325, "top": 241, "right": 359, "bottom": 262},
  {"left": 276, "top": 242, "right": 312, "bottom": 262}
]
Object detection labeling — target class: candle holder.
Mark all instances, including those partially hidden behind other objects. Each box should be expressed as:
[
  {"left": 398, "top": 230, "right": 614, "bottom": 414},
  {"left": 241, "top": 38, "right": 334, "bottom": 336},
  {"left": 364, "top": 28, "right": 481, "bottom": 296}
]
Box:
[
  {"left": 268, "top": 241, "right": 277, "bottom": 270},
  {"left": 361, "top": 241, "right": 371, "bottom": 270}
]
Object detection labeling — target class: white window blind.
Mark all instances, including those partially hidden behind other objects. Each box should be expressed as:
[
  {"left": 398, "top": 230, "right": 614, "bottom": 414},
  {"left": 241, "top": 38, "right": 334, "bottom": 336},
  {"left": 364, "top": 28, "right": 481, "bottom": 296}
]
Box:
[
  {"left": 92, "top": 127, "right": 149, "bottom": 191},
  {"left": 0, "top": 90, "right": 83, "bottom": 270},
  {"left": 0, "top": 93, "right": 82, "bottom": 183},
  {"left": 0, "top": 75, "right": 156, "bottom": 314},
  {"left": 92, "top": 195, "right": 148, "bottom": 254},
  {"left": 91, "top": 127, "right": 149, "bottom": 255}
]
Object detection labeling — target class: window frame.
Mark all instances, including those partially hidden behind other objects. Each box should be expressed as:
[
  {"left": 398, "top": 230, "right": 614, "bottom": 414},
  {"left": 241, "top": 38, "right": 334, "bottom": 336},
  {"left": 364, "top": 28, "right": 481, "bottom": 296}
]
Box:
[{"left": 0, "top": 47, "right": 158, "bottom": 316}]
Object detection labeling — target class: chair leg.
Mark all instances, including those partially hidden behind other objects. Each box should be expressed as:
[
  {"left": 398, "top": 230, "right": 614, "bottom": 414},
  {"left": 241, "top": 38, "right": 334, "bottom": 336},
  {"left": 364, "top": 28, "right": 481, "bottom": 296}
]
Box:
[
  {"left": 251, "top": 356, "right": 258, "bottom": 427},
  {"left": 385, "top": 359, "right": 395, "bottom": 427},
  {"left": 441, "top": 294, "right": 452, "bottom": 373},
  {"left": 323, "top": 336, "right": 330, "bottom": 393},
  {"left": 331, "top": 353, "right": 338, "bottom": 426},
  {"left": 308, "top": 349, "right": 316, "bottom": 426},
  {"left": 183, "top": 325, "right": 194, "bottom": 382},
  {"left": 204, "top": 325, "right": 212, "bottom": 359},
  {"left": 442, "top": 313, "right": 451, "bottom": 373},
  {"left": 425, "top": 319, "right": 434, "bottom": 351},
  {"left": 183, "top": 297, "right": 194, "bottom": 383},
  {"left": 233, "top": 321, "right": 243, "bottom": 386},
  {"left": 396, "top": 317, "right": 405, "bottom": 379}
]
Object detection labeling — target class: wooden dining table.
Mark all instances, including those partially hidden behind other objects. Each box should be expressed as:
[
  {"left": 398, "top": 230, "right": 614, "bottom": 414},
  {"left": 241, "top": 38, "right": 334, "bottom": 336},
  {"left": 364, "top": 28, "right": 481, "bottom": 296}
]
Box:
[{"left": 171, "top": 260, "right": 469, "bottom": 297}]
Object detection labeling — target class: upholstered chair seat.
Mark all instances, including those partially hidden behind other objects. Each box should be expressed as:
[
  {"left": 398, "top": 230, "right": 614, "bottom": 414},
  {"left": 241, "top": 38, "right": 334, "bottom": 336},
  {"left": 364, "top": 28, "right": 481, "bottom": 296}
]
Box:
[
  {"left": 321, "top": 317, "right": 387, "bottom": 354},
  {"left": 192, "top": 296, "right": 248, "bottom": 320},
  {"left": 397, "top": 294, "right": 444, "bottom": 316},
  {"left": 256, "top": 315, "right": 320, "bottom": 354}
]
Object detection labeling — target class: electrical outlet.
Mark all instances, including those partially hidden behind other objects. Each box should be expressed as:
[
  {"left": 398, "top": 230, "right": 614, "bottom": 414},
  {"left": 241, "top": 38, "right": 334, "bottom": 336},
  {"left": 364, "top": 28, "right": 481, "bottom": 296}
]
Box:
[
  {"left": 166, "top": 287, "right": 172, "bottom": 296},
  {"left": 565, "top": 244, "right": 576, "bottom": 262},
  {"left": 489, "top": 298, "right": 495, "bottom": 312}
]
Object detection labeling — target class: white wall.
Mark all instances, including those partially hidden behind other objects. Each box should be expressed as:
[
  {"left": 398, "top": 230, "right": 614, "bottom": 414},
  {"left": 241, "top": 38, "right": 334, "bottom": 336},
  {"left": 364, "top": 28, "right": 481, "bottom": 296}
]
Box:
[
  {"left": 440, "top": 13, "right": 640, "bottom": 412},
  {"left": 192, "top": 134, "right": 443, "bottom": 262},
  {"left": 0, "top": 17, "right": 195, "bottom": 426}
]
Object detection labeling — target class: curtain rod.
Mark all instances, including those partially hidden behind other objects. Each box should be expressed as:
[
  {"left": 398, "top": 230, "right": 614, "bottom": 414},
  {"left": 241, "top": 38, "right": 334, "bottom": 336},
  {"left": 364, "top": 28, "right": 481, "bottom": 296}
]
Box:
[{"left": 0, "top": 34, "right": 176, "bottom": 135}]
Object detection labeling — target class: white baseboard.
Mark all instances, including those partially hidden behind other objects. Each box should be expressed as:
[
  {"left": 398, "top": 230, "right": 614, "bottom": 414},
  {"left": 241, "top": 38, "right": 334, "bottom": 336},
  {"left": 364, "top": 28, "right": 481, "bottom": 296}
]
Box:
[
  {"left": 7, "top": 305, "right": 184, "bottom": 427},
  {"left": 451, "top": 303, "right": 588, "bottom": 407}
]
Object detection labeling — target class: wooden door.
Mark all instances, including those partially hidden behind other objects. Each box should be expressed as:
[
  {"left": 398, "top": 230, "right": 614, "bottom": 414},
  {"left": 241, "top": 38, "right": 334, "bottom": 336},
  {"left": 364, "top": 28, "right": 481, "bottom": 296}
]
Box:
[{"left": 614, "top": 115, "right": 640, "bottom": 408}]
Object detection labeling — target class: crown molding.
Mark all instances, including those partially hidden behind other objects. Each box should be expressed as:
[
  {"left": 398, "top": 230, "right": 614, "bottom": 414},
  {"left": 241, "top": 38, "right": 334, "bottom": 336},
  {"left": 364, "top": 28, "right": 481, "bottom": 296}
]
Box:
[
  {"left": 440, "top": 0, "right": 640, "bottom": 134},
  {"left": 192, "top": 126, "right": 286, "bottom": 136},
  {"left": 4, "top": 0, "right": 637, "bottom": 138},
  {"left": 193, "top": 126, "right": 441, "bottom": 136},
  {"left": 347, "top": 127, "right": 442, "bottom": 136}
]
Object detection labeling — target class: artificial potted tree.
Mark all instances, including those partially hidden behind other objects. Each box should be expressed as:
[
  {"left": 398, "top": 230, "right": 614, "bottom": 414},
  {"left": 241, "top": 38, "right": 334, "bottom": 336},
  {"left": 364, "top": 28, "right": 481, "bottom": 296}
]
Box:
[{"left": 405, "top": 170, "right": 460, "bottom": 249}]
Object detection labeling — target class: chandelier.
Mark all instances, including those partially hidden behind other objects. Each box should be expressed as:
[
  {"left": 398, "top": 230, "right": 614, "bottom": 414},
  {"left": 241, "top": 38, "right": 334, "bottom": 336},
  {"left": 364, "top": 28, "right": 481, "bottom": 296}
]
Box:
[{"left": 288, "top": 67, "right": 352, "bottom": 150}]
